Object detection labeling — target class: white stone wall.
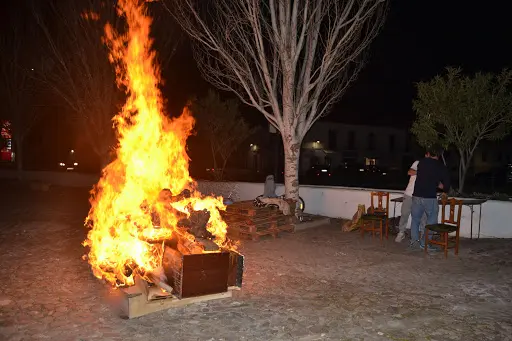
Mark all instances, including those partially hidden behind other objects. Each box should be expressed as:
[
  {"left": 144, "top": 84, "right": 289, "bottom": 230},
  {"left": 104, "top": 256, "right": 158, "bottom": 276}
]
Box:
[
  {"left": 1, "top": 170, "right": 508, "bottom": 238},
  {"left": 195, "top": 181, "right": 511, "bottom": 239}
]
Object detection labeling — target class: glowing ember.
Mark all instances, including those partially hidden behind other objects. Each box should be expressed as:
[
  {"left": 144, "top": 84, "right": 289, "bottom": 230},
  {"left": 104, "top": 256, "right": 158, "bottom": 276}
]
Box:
[{"left": 83, "top": 0, "right": 232, "bottom": 287}]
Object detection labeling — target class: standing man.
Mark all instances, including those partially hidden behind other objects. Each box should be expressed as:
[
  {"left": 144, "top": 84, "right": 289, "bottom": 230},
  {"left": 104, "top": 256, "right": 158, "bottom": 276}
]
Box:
[
  {"left": 395, "top": 160, "right": 426, "bottom": 242},
  {"left": 409, "top": 147, "right": 451, "bottom": 250}
]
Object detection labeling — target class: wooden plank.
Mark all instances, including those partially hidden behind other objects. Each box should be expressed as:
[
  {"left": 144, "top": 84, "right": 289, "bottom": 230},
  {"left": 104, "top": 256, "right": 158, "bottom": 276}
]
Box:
[
  {"left": 225, "top": 202, "right": 283, "bottom": 217},
  {"left": 228, "top": 218, "right": 291, "bottom": 229},
  {"left": 224, "top": 213, "right": 292, "bottom": 224},
  {"left": 276, "top": 224, "right": 295, "bottom": 233},
  {"left": 120, "top": 287, "right": 233, "bottom": 319},
  {"left": 237, "top": 228, "right": 278, "bottom": 241}
]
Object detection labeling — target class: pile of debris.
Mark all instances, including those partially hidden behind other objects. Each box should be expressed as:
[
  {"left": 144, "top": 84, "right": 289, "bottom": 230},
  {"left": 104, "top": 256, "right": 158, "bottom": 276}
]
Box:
[
  {"left": 144, "top": 188, "right": 220, "bottom": 253},
  {"left": 222, "top": 200, "right": 294, "bottom": 240}
]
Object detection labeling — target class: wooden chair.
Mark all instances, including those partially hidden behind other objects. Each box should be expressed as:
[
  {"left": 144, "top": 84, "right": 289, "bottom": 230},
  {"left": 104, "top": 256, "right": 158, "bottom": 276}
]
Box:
[
  {"left": 360, "top": 192, "right": 390, "bottom": 241},
  {"left": 424, "top": 198, "right": 463, "bottom": 258}
]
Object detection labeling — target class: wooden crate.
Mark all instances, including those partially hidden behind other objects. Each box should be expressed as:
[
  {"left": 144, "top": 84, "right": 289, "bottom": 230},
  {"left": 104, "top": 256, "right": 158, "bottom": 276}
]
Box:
[
  {"left": 163, "top": 248, "right": 230, "bottom": 299},
  {"left": 118, "top": 249, "right": 244, "bottom": 319}
]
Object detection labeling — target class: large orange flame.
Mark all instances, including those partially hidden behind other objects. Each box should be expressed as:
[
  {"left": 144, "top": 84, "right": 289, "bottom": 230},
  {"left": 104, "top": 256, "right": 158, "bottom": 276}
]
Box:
[{"left": 83, "top": 0, "right": 231, "bottom": 287}]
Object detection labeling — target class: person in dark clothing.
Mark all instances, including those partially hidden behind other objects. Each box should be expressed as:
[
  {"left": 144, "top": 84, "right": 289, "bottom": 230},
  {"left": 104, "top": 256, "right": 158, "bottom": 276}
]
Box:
[{"left": 409, "top": 147, "right": 451, "bottom": 250}]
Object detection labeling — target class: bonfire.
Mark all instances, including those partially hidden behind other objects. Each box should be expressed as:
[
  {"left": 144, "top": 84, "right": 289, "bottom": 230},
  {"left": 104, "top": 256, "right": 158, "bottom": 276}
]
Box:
[{"left": 82, "top": 0, "right": 235, "bottom": 289}]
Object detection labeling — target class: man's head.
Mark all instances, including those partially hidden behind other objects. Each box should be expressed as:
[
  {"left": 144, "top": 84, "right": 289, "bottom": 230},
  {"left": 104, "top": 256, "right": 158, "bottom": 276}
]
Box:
[{"left": 425, "top": 146, "right": 441, "bottom": 159}]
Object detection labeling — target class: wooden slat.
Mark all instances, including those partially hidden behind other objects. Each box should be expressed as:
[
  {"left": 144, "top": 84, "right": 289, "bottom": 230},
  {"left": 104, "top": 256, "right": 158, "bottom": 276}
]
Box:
[{"left": 120, "top": 287, "right": 233, "bottom": 319}]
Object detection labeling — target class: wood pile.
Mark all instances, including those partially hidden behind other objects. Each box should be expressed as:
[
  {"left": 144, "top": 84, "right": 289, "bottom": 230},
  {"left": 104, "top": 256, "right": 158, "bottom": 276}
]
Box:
[{"left": 221, "top": 200, "right": 294, "bottom": 240}]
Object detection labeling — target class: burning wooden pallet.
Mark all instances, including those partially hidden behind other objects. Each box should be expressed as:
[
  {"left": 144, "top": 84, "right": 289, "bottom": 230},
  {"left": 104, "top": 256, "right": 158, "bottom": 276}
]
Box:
[
  {"left": 119, "top": 279, "right": 235, "bottom": 319},
  {"left": 222, "top": 201, "right": 294, "bottom": 240},
  {"left": 118, "top": 247, "right": 244, "bottom": 319}
]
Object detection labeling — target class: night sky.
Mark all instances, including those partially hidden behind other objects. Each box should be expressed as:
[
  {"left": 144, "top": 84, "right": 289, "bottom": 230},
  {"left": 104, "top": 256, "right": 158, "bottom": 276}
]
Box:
[
  {"left": 166, "top": 0, "right": 512, "bottom": 129},
  {"left": 2, "top": 0, "right": 512, "bottom": 130},
  {"left": 337, "top": 0, "right": 512, "bottom": 127}
]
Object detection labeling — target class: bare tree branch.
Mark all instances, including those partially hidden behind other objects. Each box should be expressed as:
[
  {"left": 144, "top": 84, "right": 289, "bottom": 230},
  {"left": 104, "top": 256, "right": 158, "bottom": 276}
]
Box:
[
  {"left": 164, "top": 0, "right": 387, "bottom": 199},
  {"left": 32, "top": 0, "right": 181, "bottom": 165}
]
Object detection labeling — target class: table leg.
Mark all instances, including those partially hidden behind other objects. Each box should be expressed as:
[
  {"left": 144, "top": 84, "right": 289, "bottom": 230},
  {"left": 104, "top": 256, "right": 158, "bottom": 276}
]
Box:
[
  {"left": 393, "top": 202, "right": 397, "bottom": 228},
  {"left": 478, "top": 204, "right": 482, "bottom": 240},
  {"left": 469, "top": 205, "right": 474, "bottom": 240}
]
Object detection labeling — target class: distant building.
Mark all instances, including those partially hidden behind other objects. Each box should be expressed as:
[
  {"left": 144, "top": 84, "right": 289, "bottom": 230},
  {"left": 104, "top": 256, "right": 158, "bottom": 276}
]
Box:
[
  {"left": 236, "top": 121, "right": 512, "bottom": 187},
  {"left": 472, "top": 136, "right": 512, "bottom": 174},
  {"left": 232, "top": 121, "right": 419, "bottom": 176},
  {"left": 300, "top": 121, "right": 417, "bottom": 174}
]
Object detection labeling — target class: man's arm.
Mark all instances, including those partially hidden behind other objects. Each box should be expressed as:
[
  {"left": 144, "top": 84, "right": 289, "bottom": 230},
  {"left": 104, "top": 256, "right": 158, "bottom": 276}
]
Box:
[{"left": 408, "top": 161, "right": 419, "bottom": 176}]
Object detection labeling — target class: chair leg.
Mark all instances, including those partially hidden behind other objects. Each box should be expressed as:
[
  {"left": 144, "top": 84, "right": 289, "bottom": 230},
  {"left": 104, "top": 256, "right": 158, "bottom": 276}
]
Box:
[
  {"left": 455, "top": 228, "right": 460, "bottom": 256},
  {"left": 444, "top": 232, "right": 448, "bottom": 259},
  {"left": 361, "top": 222, "right": 364, "bottom": 239},
  {"left": 424, "top": 227, "right": 429, "bottom": 255},
  {"left": 385, "top": 219, "right": 389, "bottom": 239},
  {"left": 380, "top": 220, "right": 383, "bottom": 242},
  {"left": 372, "top": 221, "right": 375, "bottom": 238}
]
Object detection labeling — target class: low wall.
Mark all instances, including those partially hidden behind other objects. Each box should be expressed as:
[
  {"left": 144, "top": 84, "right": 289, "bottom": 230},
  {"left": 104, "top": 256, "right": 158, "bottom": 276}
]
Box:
[
  {"left": 196, "top": 181, "right": 511, "bottom": 239},
  {"left": 1, "top": 170, "right": 509, "bottom": 239}
]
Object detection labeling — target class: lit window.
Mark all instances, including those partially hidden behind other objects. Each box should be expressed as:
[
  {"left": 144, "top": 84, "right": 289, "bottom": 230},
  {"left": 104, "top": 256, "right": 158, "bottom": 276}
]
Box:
[{"left": 365, "top": 158, "right": 376, "bottom": 166}]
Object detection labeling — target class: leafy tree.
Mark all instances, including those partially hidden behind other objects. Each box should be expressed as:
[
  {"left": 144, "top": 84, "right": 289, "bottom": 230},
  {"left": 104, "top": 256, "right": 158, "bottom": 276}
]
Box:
[
  {"left": 412, "top": 67, "right": 512, "bottom": 193},
  {"left": 189, "top": 90, "right": 258, "bottom": 180}
]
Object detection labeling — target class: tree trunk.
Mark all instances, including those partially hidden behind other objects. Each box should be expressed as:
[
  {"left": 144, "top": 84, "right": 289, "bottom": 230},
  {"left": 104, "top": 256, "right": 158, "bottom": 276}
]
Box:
[
  {"left": 440, "top": 150, "right": 447, "bottom": 166},
  {"left": 212, "top": 156, "right": 223, "bottom": 181},
  {"left": 273, "top": 133, "right": 279, "bottom": 181},
  {"left": 458, "top": 148, "right": 475, "bottom": 195},
  {"left": 218, "top": 157, "right": 229, "bottom": 181},
  {"left": 458, "top": 163, "right": 467, "bottom": 194},
  {"left": 282, "top": 134, "right": 301, "bottom": 201},
  {"left": 210, "top": 143, "right": 220, "bottom": 180}
]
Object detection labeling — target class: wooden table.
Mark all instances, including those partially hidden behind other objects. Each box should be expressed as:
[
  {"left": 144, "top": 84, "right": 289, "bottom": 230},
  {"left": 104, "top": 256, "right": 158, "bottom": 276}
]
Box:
[{"left": 390, "top": 197, "right": 487, "bottom": 239}]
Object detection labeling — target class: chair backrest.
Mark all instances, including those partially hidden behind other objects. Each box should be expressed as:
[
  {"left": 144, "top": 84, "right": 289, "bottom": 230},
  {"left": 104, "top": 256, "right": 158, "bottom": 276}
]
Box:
[
  {"left": 440, "top": 198, "right": 463, "bottom": 227},
  {"left": 370, "top": 191, "right": 390, "bottom": 216}
]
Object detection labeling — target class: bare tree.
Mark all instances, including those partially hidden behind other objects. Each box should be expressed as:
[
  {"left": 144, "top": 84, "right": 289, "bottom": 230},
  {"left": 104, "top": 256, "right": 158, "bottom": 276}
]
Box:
[
  {"left": 164, "top": 0, "right": 387, "bottom": 200},
  {"left": 0, "top": 8, "right": 40, "bottom": 179},
  {"left": 32, "top": 0, "right": 181, "bottom": 167},
  {"left": 189, "top": 90, "right": 258, "bottom": 180}
]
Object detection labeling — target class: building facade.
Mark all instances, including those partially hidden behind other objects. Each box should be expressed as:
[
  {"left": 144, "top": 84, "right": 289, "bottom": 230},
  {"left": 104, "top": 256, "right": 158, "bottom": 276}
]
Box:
[
  {"left": 472, "top": 136, "right": 512, "bottom": 174},
  {"left": 300, "top": 121, "right": 417, "bottom": 174}
]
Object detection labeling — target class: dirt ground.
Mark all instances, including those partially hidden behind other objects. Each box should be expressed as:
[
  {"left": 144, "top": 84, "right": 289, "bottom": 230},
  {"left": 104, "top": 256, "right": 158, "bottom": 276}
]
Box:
[{"left": 0, "top": 183, "right": 511, "bottom": 341}]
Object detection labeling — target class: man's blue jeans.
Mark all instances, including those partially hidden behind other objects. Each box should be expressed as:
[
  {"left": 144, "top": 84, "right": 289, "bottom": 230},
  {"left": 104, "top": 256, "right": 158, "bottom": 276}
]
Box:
[{"left": 410, "top": 196, "right": 439, "bottom": 246}]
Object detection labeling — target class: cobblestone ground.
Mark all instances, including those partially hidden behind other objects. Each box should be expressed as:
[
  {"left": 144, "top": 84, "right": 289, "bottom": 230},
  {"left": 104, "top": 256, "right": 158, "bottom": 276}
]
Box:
[{"left": 1, "top": 183, "right": 511, "bottom": 341}]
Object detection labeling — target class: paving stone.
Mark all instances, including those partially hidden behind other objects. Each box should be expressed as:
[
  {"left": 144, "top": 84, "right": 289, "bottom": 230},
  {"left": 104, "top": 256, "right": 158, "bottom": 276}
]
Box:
[{"left": 0, "top": 184, "right": 511, "bottom": 340}]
